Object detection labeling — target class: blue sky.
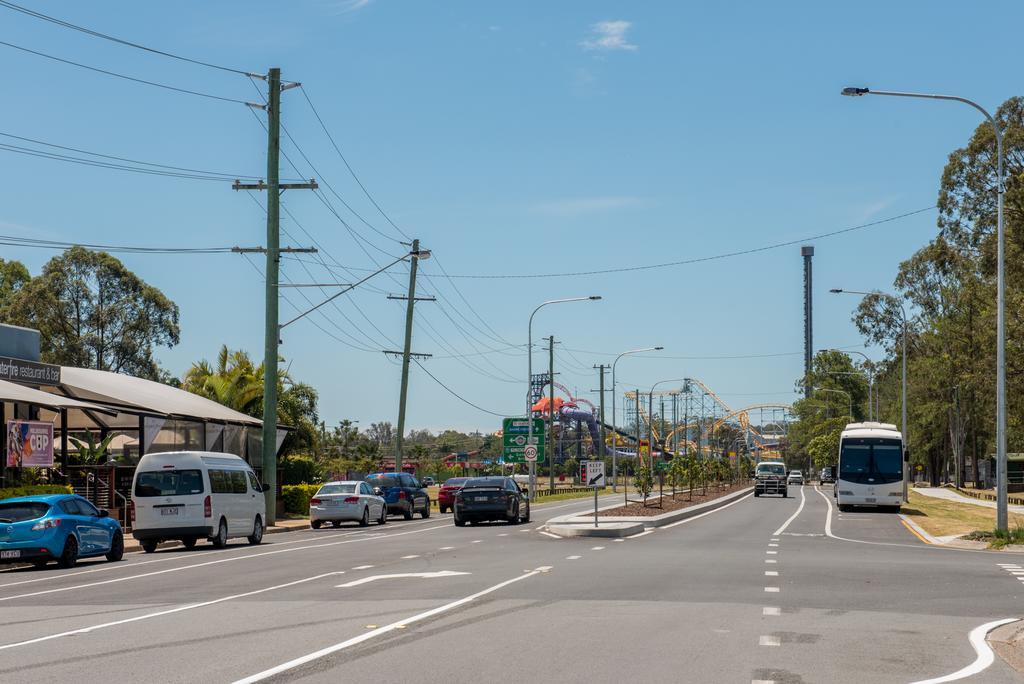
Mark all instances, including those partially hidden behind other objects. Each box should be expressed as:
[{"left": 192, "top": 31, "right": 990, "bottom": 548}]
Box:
[{"left": 1, "top": 1, "right": 1018, "bottom": 433}]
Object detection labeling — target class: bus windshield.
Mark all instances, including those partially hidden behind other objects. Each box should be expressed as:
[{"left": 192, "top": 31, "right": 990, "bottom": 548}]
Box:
[{"left": 839, "top": 438, "right": 902, "bottom": 484}]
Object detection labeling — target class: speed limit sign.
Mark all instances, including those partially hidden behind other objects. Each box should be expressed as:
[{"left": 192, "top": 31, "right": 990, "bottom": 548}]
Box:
[{"left": 524, "top": 445, "right": 538, "bottom": 462}]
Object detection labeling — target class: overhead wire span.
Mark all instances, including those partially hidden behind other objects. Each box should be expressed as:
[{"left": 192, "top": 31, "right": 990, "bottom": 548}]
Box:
[
  {"left": 0, "top": 40, "right": 253, "bottom": 105},
  {"left": 412, "top": 358, "right": 510, "bottom": 418},
  {"left": 0, "top": 234, "right": 236, "bottom": 254},
  {"left": 0, "top": 1, "right": 254, "bottom": 75},
  {"left": 0, "top": 131, "right": 284, "bottom": 182},
  {"left": 299, "top": 86, "right": 412, "bottom": 241}
]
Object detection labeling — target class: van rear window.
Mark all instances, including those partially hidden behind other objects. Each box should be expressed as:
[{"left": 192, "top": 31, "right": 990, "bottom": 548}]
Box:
[{"left": 134, "top": 470, "right": 204, "bottom": 497}]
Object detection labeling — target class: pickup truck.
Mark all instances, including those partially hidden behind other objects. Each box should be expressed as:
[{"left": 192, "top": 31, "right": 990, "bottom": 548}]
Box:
[{"left": 754, "top": 462, "right": 788, "bottom": 498}]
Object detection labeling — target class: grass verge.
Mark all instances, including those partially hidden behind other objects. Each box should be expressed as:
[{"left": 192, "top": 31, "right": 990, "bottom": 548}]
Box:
[{"left": 903, "top": 490, "right": 1024, "bottom": 543}]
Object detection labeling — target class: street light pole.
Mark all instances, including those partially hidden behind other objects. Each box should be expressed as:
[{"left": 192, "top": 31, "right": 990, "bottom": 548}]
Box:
[
  {"left": 611, "top": 346, "right": 663, "bottom": 492},
  {"left": 842, "top": 85, "right": 1006, "bottom": 526},
  {"left": 527, "top": 296, "right": 601, "bottom": 499},
  {"left": 823, "top": 349, "right": 875, "bottom": 420}
]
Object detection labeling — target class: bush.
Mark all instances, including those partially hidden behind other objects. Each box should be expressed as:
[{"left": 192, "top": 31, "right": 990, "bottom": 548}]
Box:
[
  {"left": 281, "top": 483, "right": 321, "bottom": 514},
  {"left": 0, "top": 484, "right": 73, "bottom": 500},
  {"left": 282, "top": 454, "right": 321, "bottom": 485}
]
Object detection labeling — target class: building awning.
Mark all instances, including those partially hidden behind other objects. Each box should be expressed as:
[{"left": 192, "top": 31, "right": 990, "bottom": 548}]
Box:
[
  {"left": 0, "top": 377, "right": 115, "bottom": 414},
  {"left": 56, "top": 367, "right": 261, "bottom": 427}
]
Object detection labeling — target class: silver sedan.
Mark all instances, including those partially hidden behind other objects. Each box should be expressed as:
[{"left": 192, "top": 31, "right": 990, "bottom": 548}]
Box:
[{"left": 309, "top": 481, "right": 387, "bottom": 528}]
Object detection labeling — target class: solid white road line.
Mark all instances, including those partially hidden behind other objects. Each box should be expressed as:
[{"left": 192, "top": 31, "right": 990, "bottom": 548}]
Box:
[
  {"left": 336, "top": 571, "right": 469, "bottom": 588},
  {"left": 0, "top": 570, "right": 345, "bottom": 652},
  {"left": 772, "top": 484, "right": 806, "bottom": 536},
  {"left": 0, "top": 522, "right": 452, "bottom": 603},
  {"left": 763, "top": 607, "right": 780, "bottom": 616},
  {"left": 233, "top": 568, "right": 547, "bottom": 684},
  {"left": 539, "top": 531, "right": 561, "bottom": 539},
  {"left": 909, "top": 618, "right": 1020, "bottom": 684},
  {"left": 626, "top": 530, "right": 654, "bottom": 539},
  {"left": 759, "top": 635, "right": 780, "bottom": 646}
]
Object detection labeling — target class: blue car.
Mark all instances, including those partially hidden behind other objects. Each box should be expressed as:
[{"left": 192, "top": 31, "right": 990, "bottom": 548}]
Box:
[
  {"left": 364, "top": 472, "right": 430, "bottom": 520},
  {"left": 0, "top": 494, "right": 124, "bottom": 569}
]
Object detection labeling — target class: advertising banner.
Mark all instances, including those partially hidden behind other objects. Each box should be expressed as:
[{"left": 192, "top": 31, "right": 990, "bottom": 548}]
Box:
[{"left": 6, "top": 420, "right": 54, "bottom": 468}]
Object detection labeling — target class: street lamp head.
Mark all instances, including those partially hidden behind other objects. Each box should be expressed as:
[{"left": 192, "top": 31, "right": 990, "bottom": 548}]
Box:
[
  {"left": 829, "top": 288, "right": 843, "bottom": 293},
  {"left": 410, "top": 249, "right": 431, "bottom": 259},
  {"left": 842, "top": 87, "right": 870, "bottom": 97},
  {"left": 654, "top": 346, "right": 664, "bottom": 351},
  {"left": 588, "top": 295, "right": 602, "bottom": 301}
]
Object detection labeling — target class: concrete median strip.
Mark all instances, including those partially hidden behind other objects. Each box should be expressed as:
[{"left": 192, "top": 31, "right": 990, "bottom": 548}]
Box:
[{"left": 543, "top": 487, "right": 753, "bottom": 538}]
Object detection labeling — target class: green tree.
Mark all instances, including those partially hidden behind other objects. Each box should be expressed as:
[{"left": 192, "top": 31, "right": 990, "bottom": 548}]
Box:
[
  {"left": 5, "top": 247, "right": 179, "bottom": 379},
  {"left": 633, "top": 461, "right": 654, "bottom": 504},
  {"left": 0, "top": 258, "right": 29, "bottom": 311}
]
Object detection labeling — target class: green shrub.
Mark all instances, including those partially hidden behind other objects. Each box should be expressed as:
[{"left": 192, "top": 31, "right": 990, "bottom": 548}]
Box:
[
  {"left": 0, "top": 484, "right": 73, "bottom": 500},
  {"left": 282, "top": 454, "right": 321, "bottom": 485},
  {"left": 281, "top": 483, "right": 321, "bottom": 514}
]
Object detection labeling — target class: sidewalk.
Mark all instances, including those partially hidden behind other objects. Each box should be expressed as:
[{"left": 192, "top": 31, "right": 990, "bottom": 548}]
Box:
[
  {"left": 914, "top": 487, "right": 1024, "bottom": 515},
  {"left": 123, "top": 517, "right": 309, "bottom": 554}
]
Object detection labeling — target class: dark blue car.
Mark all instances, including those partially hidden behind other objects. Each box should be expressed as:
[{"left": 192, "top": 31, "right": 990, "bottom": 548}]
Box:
[
  {"left": 364, "top": 473, "right": 430, "bottom": 520},
  {"left": 0, "top": 494, "right": 124, "bottom": 569}
]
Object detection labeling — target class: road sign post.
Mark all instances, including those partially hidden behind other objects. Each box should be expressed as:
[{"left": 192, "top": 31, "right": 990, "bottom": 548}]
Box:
[{"left": 584, "top": 460, "right": 606, "bottom": 527}]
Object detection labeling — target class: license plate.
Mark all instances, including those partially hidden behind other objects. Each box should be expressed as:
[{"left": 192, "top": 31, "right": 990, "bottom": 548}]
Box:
[
  {"left": 161, "top": 507, "right": 180, "bottom": 516},
  {"left": 864, "top": 497, "right": 876, "bottom": 503},
  {"left": 0, "top": 550, "right": 21, "bottom": 559},
  {"left": 474, "top": 496, "right": 489, "bottom": 502}
]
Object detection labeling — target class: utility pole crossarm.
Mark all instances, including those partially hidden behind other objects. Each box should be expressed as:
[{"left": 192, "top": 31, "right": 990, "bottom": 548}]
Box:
[{"left": 232, "top": 179, "right": 318, "bottom": 191}]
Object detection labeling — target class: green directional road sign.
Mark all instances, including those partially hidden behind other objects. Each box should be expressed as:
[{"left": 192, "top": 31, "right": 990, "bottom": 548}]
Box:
[{"left": 502, "top": 416, "right": 546, "bottom": 463}]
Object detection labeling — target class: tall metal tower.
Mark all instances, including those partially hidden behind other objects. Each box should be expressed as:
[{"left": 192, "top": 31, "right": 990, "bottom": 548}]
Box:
[{"left": 802, "top": 245, "right": 814, "bottom": 398}]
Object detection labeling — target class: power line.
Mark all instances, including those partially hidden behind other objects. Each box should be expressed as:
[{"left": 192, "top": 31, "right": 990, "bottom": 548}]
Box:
[
  {"left": 0, "top": 1, "right": 254, "bottom": 76},
  {"left": 560, "top": 343, "right": 866, "bottom": 360},
  {"left": 412, "top": 358, "right": 509, "bottom": 417},
  {"left": 0, "top": 39, "right": 253, "bottom": 105},
  {"left": 299, "top": 87, "right": 412, "bottom": 241},
  {"left": 0, "top": 131, "right": 282, "bottom": 182},
  {"left": 0, "top": 234, "right": 237, "bottom": 254}
]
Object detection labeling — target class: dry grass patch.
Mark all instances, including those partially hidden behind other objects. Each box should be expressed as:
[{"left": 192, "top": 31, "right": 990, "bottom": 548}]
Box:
[{"left": 902, "top": 490, "right": 1024, "bottom": 538}]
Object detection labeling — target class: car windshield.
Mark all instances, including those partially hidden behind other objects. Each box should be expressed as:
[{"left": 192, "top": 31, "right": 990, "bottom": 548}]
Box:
[
  {"left": 134, "top": 470, "right": 205, "bottom": 497},
  {"left": 317, "top": 484, "right": 357, "bottom": 495},
  {"left": 757, "top": 464, "right": 785, "bottom": 476},
  {"left": 443, "top": 478, "right": 469, "bottom": 487},
  {"left": 0, "top": 501, "right": 50, "bottom": 522},
  {"left": 462, "top": 477, "right": 506, "bottom": 489},
  {"left": 840, "top": 438, "right": 903, "bottom": 484},
  {"left": 365, "top": 475, "right": 400, "bottom": 488}
]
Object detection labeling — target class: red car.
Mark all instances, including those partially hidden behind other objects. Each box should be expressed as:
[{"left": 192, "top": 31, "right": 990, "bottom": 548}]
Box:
[{"left": 437, "top": 477, "right": 469, "bottom": 514}]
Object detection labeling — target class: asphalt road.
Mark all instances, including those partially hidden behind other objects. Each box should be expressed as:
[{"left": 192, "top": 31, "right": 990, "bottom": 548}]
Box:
[{"left": 0, "top": 487, "right": 1021, "bottom": 684}]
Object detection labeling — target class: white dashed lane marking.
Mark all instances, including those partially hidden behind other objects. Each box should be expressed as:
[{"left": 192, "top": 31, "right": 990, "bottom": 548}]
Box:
[
  {"left": 759, "top": 635, "right": 780, "bottom": 647},
  {"left": 566, "top": 555, "right": 582, "bottom": 560},
  {"left": 352, "top": 565, "right": 374, "bottom": 570},
  {"left": 768, "top": 543, "right": 779, "bottom": 547},
  {"left": 765, "top": 571, "right": 779, "bottom": 577},
  {"left": 401, "top": 555, "right": 419, "bottom": 559},
  {"left": 766, "top": 550, "right": 778, "bottom": 555},
  {"left": 763, "top": 607, "right": 780, "bottom": 616},
  {"left": 765, "top": 559, "right": 777, "bottom": 564},
  {"left": 591, "top": 546, "right": 605, "bottom": 551},
  {"left": 764, "top": 586, "right": 780, "bottom": 593}
]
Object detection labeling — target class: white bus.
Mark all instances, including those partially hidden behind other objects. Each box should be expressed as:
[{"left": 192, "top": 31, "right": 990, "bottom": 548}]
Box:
[{"left": 836, "top": 422, "right": 904, "bottom": 512}]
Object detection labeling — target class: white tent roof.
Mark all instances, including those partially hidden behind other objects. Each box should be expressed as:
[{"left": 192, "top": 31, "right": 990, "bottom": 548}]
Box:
[
  {"left": 0, "top": 378, "right": 114, "bottom": 414},
  {"left": 56, "top": 367, "right": 261, "bottom": 426}
]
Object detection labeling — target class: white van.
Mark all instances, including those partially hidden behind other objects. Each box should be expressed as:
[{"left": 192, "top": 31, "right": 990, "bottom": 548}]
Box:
[{"left": 130, "top": 451, "right": 269, "bottom": 553}]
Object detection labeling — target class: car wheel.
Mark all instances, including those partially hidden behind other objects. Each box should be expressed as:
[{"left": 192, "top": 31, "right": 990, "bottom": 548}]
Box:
[
  {"left": 248, "top": 516, "right": 264, "bottom": 545},
  {"left": 403, "top": 505, "right": 414, "bottom": 521},
  {"left": 332, "top": 520, "right": 343, "bottom": 528},
  {"left": 838, "top": 504, "right": 851, "bottom": 512},
  {"left": 211, "top": 518, "right": 229, "bottom": 549},
  {"left": 311, "top": 520, "right": 322, "bottom": 530},
  {"left": 57, "top": 535, "right": 79, "bottom": 569},
  {"left": 507, "top": 502, "right": 520, "bottom": 525},
  {"left": 754, "top": 491, "right": 761, "bottom": 497},
  {"left": 182, "top": 537, "right": 198, "bottom": 549},
  {"left": 106, "top": 530, "right": 124, "bottom": 562},
  {"left": 421, "top": 500, "right": 430, "bottom": 519},
  {"left": 141, "top": 539, "right": 158, "bottom": 554},
  {"left": 360, "top": 508, "right": 370, "bottom": 527},
  {"left": 377, "top": 506, "right": 387, "bottom": 525},
  {"left": 31, "top": 559, "right": 48, "bottom": 569},
  {"left": 454, "top": 511, "right": 466, "bottom": 527},
  {"left": 521, "top": 505, "right": 530, "bottom": 524},
  {"left": 782, "top": 489, "right": 788, "bottom": 498}
]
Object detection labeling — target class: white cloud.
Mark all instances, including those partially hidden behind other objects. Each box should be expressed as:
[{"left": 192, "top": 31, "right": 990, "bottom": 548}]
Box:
[
  {"left": 580, "top": 20, "right": 637, "bottom": 52},
  {"left": 532, "top": 196, "right": 647, "bottom": 217},
  {"left": 331, "top": 0, "right": 374, "bottom": 14}
]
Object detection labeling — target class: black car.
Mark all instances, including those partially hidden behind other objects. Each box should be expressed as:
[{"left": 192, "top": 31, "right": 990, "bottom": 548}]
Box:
[
  {"left": 364, "top": 472, "right": 431, "bottom": 520},
  {"left": 819, "top": 466, "right": 836, "bottom": 485},
  {"left": 453, "top": 476, "right": 530, "bottom": 526}
]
